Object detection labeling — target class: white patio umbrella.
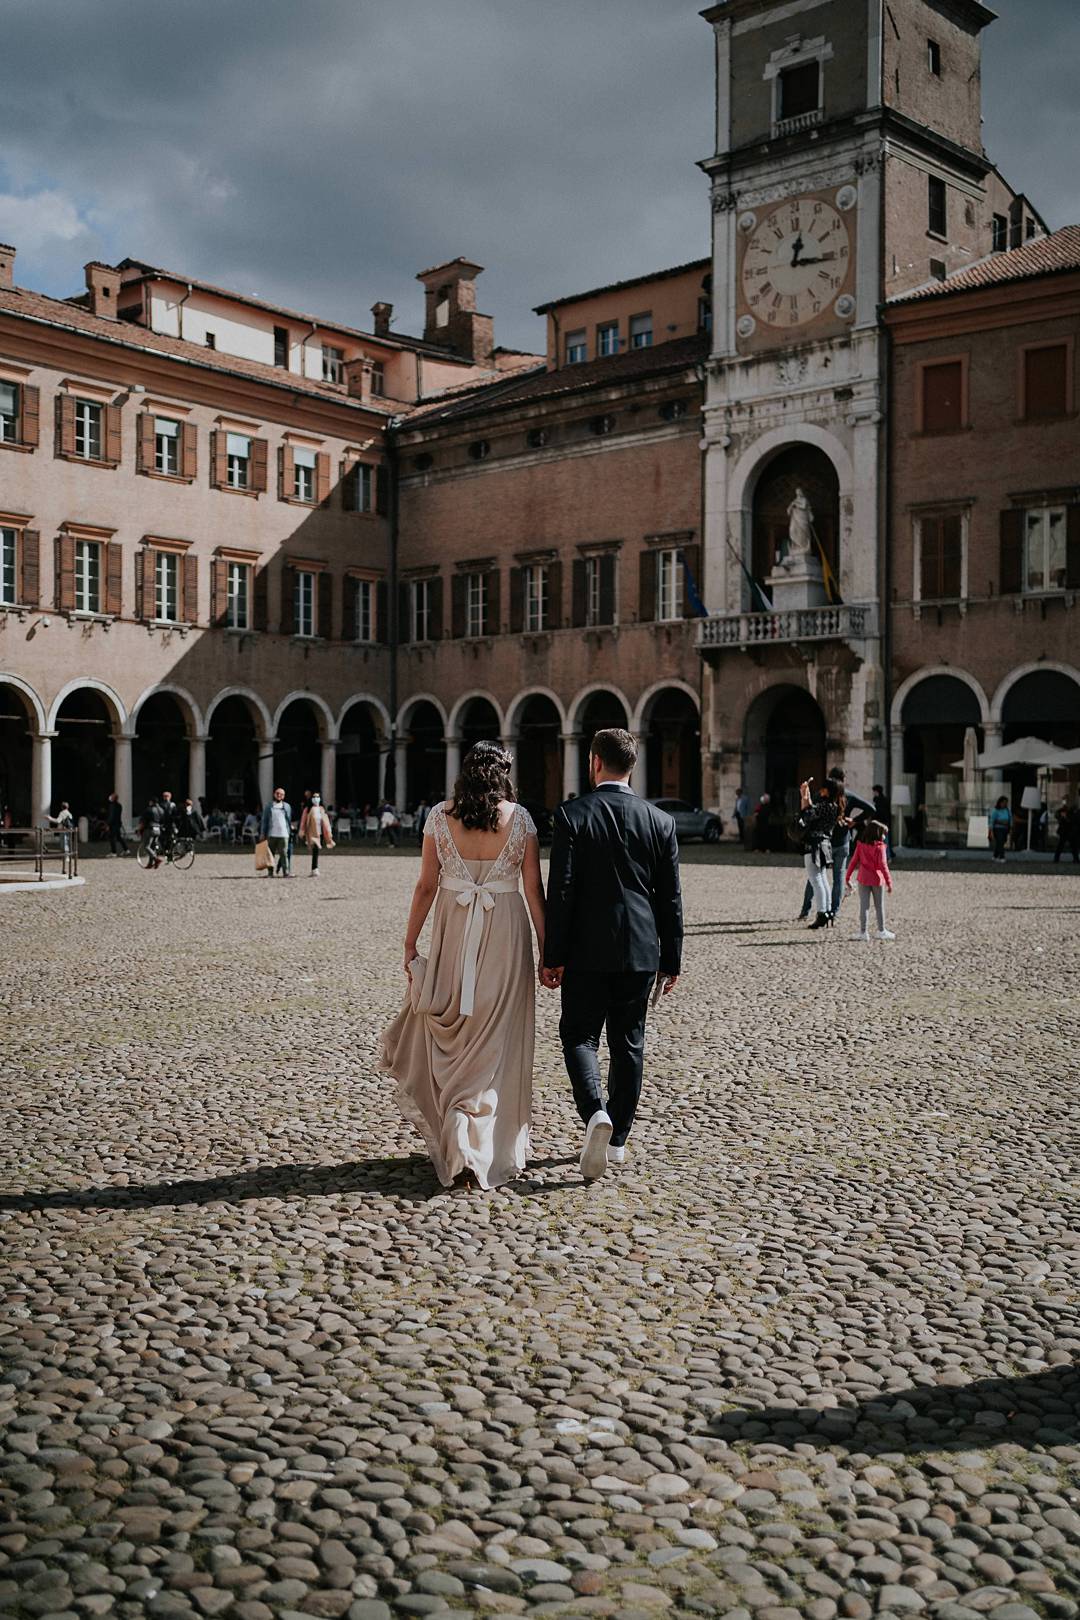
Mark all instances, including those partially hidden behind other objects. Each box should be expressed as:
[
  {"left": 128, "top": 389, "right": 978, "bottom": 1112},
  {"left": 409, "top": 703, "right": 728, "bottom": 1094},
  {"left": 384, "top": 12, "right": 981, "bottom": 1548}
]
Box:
[{"left": 951, "top": 737, "right": 1070, "bottom": 771}]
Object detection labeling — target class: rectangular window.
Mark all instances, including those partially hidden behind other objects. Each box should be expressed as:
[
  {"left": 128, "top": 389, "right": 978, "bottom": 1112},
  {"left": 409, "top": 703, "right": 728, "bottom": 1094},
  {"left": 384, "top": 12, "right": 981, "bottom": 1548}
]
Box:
[
  {"left": 466, "top": 571, "right": 487, "bottom": 638},
  {"left": 698, "top": 296, "right": 713, "bottom": 334},
  {"left": 779, "top": 60, "right": 820, "bottom": 121},
  {"left": 921, "top": 360, "right": 964, "bottom": 433},
  {"left": 294, "top": 445, "right": 316, "bottom": 502},
  {"left": 349, "top": 462, "right": 374, "bottom": 512},
  {"left": 155, "top": 416, "right": 180, "bottom": 474},
  {"left": 155, "top": 550, "right": 179, "bottom": 622},
  {"left": 565, "top": 330, "right": 587, "bottom": 365},
  {"left": 992, "top": 213, "right": 1008, "bottom": 253},
  {"left": 1024, "top": 507, "right": 1067, "bottom": 594},
  {"left": 585, "top": 555, "right": 602, "bottom": 627},
  {"left": 919, "top": 514, "right": 963, "bottom": 599},
  {"left": 524, "top": 563, "right": 548, "bottom": 632},
  {"left": 74, "top": 399, "right": 102, "bottom": 460},
  {"left": 597, "top": 322, "right": 619, "bottom": 358},
  {"left": 0, "top": 528, "right": 15, "bottom": 605},
  {"left": 928, "top": 175, "right": 947, "bottom": 237},
  {"left": 322, "top": 344, "right": 344, "bottom": 384},
  {"left": 412, "top": 578, "right": 431, "bottom": 643},
  {"left": 226, "top": 432, "right": 250, "bottom": 489},
  {"left": 1023, "top": 345, "right": 1069, "bottom": 420},
  {"left": 629, "top": 313, "right": 653, "bottom": 350},
  {"left": 295, "top": 569, "right": 315, "bottom": 636},
  {"left": 274, "top": 326, "right": 289, "bottom": 368},
  {"left": 370, "top": 361, "right": 386, "bottom": 397},
  {"left": 0, "top": 382, "right": 17, "bottom": 442},
  {"left": 226, "top": 561, "right": 250, "bottom": 629},
  {"left": 75, "top": 540, "right": 101, "bottom": 614},
  {"left": 205, "top": 332, "right": 216, "bottom": 350},
  {"left": 656, "top": 548, "right": 683, "bottom": 621},
  {"left": 928, "top": 38, "right": 942, "bottom": 75},
  {"left": 355, "top": 578, "right": 375, "bottom": 642}
]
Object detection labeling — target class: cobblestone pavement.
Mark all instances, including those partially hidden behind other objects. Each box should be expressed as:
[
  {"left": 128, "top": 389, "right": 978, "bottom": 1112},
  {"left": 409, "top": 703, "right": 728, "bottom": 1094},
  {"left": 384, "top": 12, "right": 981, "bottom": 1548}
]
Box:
[{"left": 2, "top": 851, "right": 1079, "bottom": 1620}]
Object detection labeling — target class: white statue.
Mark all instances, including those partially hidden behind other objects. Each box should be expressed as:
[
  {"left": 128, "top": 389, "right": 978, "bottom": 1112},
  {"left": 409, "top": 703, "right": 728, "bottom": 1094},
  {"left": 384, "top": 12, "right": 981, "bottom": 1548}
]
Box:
[{"left": 786, "top": 487, "right": 814, "bottom": 560}]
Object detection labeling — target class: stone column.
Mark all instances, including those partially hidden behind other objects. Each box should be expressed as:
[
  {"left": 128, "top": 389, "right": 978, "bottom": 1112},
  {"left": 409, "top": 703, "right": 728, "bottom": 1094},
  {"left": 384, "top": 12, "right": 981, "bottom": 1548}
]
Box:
[
  {"left": 501, "top": 736, "right": 519, "bottom": 792},
  {"left": 379, "top": 746, "right": 392, "bottom": 801},
  {"left": 31, "top": 732, "right": 55, "bottom": 827},
  {"left": 188, "top": 734, "right": 207, "bottom": 807},
  {"left": 561, "top": 734, "right": 580, "bottom": 801},
  {"left": 445, "top": 735, "right": 462, "bottom": 801},
  {"left": 320, "top": 740, "right": 336, "bottom": 805},
  {"left": 631, "top": 733, "right": 648, "bottom": 798},
  {"left": 113, "top": 734, "right": 133, "bottom": 827},
  {"left": 257, "top": 744, "right": 275, "bottom": 807},
  {"left": 394, "top": 739, "right": 408, "bottom": 811}
]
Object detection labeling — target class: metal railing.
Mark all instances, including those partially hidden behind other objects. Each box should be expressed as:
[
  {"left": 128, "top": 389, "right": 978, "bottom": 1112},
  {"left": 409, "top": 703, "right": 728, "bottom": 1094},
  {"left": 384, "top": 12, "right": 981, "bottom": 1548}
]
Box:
[
  {"left": 696, "top": 601, "right": 879, "bottom": 650},
  {"left": 0, "top": 827, "right": 80, "bottom": 882}
]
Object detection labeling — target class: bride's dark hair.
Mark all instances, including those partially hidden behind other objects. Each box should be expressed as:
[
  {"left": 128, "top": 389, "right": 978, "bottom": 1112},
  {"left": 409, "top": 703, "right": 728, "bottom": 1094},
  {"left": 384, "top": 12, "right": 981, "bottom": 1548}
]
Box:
[{"left": 449, "top": 740, "right": 515, "bottom": 831}]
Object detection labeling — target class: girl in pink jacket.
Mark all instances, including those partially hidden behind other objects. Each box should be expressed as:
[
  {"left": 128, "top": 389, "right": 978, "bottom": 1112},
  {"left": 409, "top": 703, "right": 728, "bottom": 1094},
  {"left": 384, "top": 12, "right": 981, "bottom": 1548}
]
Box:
[{"left": 845, "top": 820, "right": 895, "bottom": 940}]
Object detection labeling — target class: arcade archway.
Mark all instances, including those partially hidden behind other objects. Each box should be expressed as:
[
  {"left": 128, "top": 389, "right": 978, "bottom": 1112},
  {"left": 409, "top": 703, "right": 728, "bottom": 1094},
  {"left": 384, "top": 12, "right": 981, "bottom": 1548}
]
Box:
[
  {"left": 274, "top": 699, "right": 323, "bottom": 807},
  {"left": 0, "top": 681, "right": 34, "bottom": 823},
  {"left": 744, "top": 684, "right": 826, "bottom": 819},
  {"left": 514, "top": 694, "right": 562, "bottom": 811},
  {"left": 575, "top": 690, "right": 629, "bottom": 796},
  {"left": 337, "top": 701, "right": 384, "bottom": 810},
  {"left": 643, "top": 687, "right": 701, "bottom": 803},
  {"left": 53, "top": 688, "right": 117, "bottom": 820},
  {"left": 133, "top": 692, "right": 191, "bottom": 809},
  {"left": 458, "top": 696, "right": 501, "bottom": 752},
  {"left": 207, "top": 697, "right": 261, "bottom": 811},
  {"left": 403, "top": 701, "right": 446, "bottom": 807}
]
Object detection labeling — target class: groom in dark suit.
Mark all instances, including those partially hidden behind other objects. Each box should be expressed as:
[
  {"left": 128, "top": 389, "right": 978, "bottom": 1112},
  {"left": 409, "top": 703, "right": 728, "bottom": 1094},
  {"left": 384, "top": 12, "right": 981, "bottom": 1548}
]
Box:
[{"left": 541, "top": 727, "right": 683, "bottom": 1181}]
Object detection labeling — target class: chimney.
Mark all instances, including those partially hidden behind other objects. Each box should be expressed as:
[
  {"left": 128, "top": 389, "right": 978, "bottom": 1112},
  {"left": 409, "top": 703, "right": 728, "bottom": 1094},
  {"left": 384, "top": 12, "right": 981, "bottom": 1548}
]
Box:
[
  {"left": 345, "top": 355, "right": 374, "bottom": 403},
  {"left": 371, "top": 301, "right": 393, "bottom": 337},
  {"left": 415, "top": 258, "right": 495, "bottom": 366},
  {"left": 0, "top": 244, "right": 15, "bottom": 291},
  {"left": 85, "top": 261, "right": 122, "bottom": 319}
]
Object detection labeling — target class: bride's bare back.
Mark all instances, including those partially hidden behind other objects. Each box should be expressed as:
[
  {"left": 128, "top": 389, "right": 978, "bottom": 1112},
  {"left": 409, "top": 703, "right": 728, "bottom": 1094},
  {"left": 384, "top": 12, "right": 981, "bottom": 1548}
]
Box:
[{"left": 443, "top": 798, "right": 518, "bottom": 862}]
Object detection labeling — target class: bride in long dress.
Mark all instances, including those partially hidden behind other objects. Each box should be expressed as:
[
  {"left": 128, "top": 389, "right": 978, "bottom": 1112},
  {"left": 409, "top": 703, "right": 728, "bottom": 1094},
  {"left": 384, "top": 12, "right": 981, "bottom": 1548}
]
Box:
[{"left": 380, "top": 741, "right": 545, "bottom": 1191}]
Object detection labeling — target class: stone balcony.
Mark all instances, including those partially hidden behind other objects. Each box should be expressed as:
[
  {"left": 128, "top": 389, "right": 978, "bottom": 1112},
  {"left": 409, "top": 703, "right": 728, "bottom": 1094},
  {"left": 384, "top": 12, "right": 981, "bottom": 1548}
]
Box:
[
  {"left": 771, "top": 107, "right": 824, "bottom": 139},
  {"left": 696, "top": 600, "right": 879, "bottom": 653}
]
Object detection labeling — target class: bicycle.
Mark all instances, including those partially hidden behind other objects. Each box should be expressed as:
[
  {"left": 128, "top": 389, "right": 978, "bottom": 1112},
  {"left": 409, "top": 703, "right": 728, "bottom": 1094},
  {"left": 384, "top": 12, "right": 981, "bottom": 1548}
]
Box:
[{"left": 136, "top": 830, "right": 196, "bottom": 870}]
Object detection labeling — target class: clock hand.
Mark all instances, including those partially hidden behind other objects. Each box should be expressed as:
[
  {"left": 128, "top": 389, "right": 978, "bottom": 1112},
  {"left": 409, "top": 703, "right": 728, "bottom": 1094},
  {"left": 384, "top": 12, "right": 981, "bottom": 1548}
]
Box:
[
  {"left": 790, "top": 234, "right": 805, "bottom": 267},
  {"left": 795, "top": 253, "right": 838, "bottom": 266}
]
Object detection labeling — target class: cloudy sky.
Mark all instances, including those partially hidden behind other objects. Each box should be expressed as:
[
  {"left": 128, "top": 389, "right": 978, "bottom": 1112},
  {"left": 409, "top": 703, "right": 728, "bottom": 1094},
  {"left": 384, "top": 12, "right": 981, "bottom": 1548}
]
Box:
[{"left": 1, "top": 0, "right": 1076, "bottom": 351}]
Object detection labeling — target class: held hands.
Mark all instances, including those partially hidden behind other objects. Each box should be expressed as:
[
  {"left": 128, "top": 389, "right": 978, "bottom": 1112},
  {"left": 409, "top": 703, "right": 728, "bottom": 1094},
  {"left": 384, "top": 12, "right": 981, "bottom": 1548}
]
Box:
[{"left": 540, "top": 966, "right": 564, "bottom": 990}]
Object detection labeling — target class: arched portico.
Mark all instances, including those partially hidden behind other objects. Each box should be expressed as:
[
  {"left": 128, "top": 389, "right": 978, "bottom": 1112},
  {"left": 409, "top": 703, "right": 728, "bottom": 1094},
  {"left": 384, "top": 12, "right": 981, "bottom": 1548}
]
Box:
[
  {"left": 337, "top": 697, "right": 388, "bottom": 810},
  {"left": 742, "top": 682, "right": 826, "bottom": 843},
  {"left": 568, "top": 687, "right": 631, "bottom": 798},
  {"left": 0, "top": 676, "right": 43, "bottom": 824},
  {"left": 990, "top": 661, "right": 1080, "bottom": 729}
]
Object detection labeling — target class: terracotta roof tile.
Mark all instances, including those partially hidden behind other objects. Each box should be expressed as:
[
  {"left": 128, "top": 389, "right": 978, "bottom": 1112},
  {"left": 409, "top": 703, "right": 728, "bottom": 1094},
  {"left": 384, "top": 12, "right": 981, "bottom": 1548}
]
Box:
[{"left": 888, "top": 226, "right": 1080, "bottom": 305}]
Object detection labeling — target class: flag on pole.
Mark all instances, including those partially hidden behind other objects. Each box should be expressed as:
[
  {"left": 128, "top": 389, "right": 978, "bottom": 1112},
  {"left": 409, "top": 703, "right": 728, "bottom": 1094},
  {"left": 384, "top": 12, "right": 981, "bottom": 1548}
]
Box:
[
  {"left": 811, "top": 526, "right": 843, "bottom": 605},
  {"left": 681, "top": 553, "right": 709, "bottom": 618}
]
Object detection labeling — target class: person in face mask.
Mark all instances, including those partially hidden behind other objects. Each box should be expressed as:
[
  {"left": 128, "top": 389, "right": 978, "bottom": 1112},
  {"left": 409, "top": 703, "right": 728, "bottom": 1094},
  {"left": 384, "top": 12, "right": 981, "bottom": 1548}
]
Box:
[{"left": 298, "top": 792, "right": 335, "bottom": 877}]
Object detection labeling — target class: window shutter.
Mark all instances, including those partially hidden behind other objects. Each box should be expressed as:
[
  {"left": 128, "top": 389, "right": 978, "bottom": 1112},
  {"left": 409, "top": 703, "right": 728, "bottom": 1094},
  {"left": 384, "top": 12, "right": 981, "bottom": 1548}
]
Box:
[
  {"left": 376, "top": 464, "right": 389, "bottom": 516},
  {"left": 509, "top": 566, "right": 525, "bottom": 633},
  {"left": 377, "top": 580, "right": 389, "bottom": 644},
  {"left": 941, "top": 515, "right": 962, "bottom": 598},
  {"left": 316, "top": 452, "right": 330, "bottom": 506},
  {"left": 104, "top": 403, "right": 122, "bottom": 465},
  {"left": 57, "top": 534, "right": 75, "bottom": 612},
  {"left": 547, "top": 559, "right": 563, "bottom": 630},
  {"left": 181, "top": 421, "right": 197, "bottom": 480},
  {"left": 920, "top": 518, "right": 942, "bottom": 600},
  {"left": 999, "top": 509, "right": 1023, "bottom": 595},
  {"left": 451, "top": 573, "right": 466, "bottom": 638},
  {"left": 20, "top": 385, "right": 39, "bottom": 448},
  {"left": 280, "top": 564, "right": 296, "bottom": 634},
  {"left": 250, "top": 437, "right": 268, "bottom": 493},
  {"left": 639, "top": 548, "right": 657, "bottom": 621},
  {"left": 181, "top": 553, "right": 197, "bottom": 624},
  {"left": 137, "top": 412, "right": 155, "bottom": 473},
  {"left": 486, "top": 568, "right": 501, "bottom": 636},
  {"left": 572, "top": 559, "right": 587, "bottom": 627},
  {"left": 210, "top": 429, "right": 227, "bottom": 488},
  {"left": 1067, "top": 506, "right": 1080, "bottom": 590},
  {"left": 318, "top": 571, "right": 332, "bottom": 638},
  {"left": 253, "top": 565, "right": 268, "bottom": 631},
  {"left": 20, "top": 529, "right": 40, "bottom": 606},
  {"left": 343, "top": 574, "right": 358, "bottom": 639},
  {"left": 211, "top": 557, "right": 227, "bottom": 626},
  {"left": 398, "top": 583, "right": 411, "bottom": 645},
  {"left": 279, "top": 444, "right": 294, "bottom": 500},
  {"left": 340, "top": 460, "right": 355, "bottom": 511},
  {"left": 1024, "top": 345, "right": 1068, "bottom": 420},
  {"left": 57, "top": 394, "right": 76, "bottom": 457},
  {"left": 105, "top": 541, "right": 122, "bottom": 617},
  {"left": 599, "top": 553, "right": 616, "bottom": 625},
  {"left": 429, "top": 575, "right": 444, "bottom": 639},
  {"left": 922, "top": 362, "right": 963, "bottom": 433},
  {"left": 141, "top": 547, "right": 156, "bottom": 620},
  {"left": 681, "top": 544, "right": 701, "bottom": 618}
]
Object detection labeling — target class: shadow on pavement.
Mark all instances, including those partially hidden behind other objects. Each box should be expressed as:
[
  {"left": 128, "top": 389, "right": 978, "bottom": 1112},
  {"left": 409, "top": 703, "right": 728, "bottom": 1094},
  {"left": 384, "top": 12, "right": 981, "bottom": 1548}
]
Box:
[{"left": 706, "top": 1366, "right": 1079, "bottom": 1453}]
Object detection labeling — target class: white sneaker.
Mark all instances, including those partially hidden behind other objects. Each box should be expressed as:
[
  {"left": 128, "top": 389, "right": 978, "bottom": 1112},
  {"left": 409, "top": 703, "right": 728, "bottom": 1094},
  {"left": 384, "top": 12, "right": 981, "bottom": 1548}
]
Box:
[
  {"left": 580, "top": 1110, "right": 613, "bottom": 1181},
  {"left": 607, "top": 1145, "right": 626, "bottom": 1166},
  {"left": 851, "top": 930, "right": 869, "bottom": 941},
  {"left": 311, "top": 869, "right": 320, "bottom": 877},
  {"left": 876, "top": 929, "right": 896, "bottom": 940}
]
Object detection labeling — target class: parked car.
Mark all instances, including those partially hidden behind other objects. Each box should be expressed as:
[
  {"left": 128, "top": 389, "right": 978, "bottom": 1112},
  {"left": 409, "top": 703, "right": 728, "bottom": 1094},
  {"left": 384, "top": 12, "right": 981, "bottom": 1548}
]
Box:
[{"left": 649, "top": 798, "right": 723, "bottom": 843}]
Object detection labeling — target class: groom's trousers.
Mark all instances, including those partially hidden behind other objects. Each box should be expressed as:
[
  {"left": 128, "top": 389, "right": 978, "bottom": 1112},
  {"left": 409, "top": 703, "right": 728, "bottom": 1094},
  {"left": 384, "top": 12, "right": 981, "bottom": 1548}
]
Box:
[{"left": 559, "top": 969, "right": 655, "bottom": 1147}]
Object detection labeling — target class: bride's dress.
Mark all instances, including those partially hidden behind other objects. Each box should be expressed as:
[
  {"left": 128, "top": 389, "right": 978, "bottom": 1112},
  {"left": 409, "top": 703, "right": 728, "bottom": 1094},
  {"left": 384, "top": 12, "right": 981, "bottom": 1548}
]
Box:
[{"left": 380, "top": 802, "right": 537, "bottom": 1189}]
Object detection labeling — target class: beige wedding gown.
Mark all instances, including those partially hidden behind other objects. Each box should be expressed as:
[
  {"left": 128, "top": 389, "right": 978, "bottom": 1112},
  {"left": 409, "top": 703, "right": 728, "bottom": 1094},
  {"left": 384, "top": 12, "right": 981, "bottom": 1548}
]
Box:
[{"left": 380, "top": 802, "right": 537, "bottom": 1189}]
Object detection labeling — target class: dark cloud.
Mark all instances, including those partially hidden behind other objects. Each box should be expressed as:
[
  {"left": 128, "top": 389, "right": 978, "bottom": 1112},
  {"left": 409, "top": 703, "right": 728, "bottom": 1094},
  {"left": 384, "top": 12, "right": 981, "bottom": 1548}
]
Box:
[{"left": 0, "top": 0, "right": 1074, "bottom": 352}]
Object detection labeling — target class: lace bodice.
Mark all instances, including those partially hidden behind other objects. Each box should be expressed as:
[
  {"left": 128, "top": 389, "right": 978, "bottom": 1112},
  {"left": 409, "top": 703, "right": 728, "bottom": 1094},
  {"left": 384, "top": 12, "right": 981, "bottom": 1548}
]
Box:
[{"left": 427, "top": 802, "right": 536, "bottom": 883}]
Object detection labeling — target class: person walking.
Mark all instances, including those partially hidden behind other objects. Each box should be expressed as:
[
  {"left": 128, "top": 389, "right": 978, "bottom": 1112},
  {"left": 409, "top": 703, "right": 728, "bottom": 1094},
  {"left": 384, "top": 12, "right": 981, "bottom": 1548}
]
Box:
[
  {"left": 734, "top": 786, "right": 750, "bottom": 846},
  {"left": 1053, "top": 800, "right": 1080, "bottom": 864},
  {"left": 988, "top": 796, "right": 1012, "bottom": 862},
  {"left": 299, "top": 792, "right": 335, "bottom": 876},
  {"left": 797, "top": 776, "right": 844, "bottom": 930},
  {"left": 178, "top": 798, "right": 204, "bottom": 840},
  {"left": 379, "top": 801, "right": 399, "bottom": 848},
  {"left": 159, "top": 791, "right": 179, "bottom": 861},
  {"left": 106, "top": 792, "right": 128, "bottom": 856},
  {"left": 47, "top": 802, "right": 74, "bottom": 854},
  {"left": 846, "top": 819, "right": 895, "bottom": 940},
  {"left": 541, "top": 727, "right": 683, "bottom": 1181},
  {"left": 260, "top": 787, "right": 293, "bottom": 877}
]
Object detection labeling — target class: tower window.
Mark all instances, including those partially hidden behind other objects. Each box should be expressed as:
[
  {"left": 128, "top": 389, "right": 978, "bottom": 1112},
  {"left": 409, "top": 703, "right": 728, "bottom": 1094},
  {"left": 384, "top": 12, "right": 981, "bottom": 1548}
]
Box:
[
  {"left": 778, "top": 61, "right": 820, "bottom": 122},
  {"left": 992, "top": 214, "right": 1008, "bottom": 253},
  {"left": 928, "top": 39, "right": 942, "bottom": 76},
  {"left": 928, "top": 176, "right": 947, "bottom": 238}
]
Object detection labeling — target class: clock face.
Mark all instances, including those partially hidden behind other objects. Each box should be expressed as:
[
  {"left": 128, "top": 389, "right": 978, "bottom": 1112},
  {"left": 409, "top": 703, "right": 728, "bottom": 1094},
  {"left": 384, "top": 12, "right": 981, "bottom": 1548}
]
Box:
[{"left": 741, "top": 197, "right": 852, "bottom": 329}]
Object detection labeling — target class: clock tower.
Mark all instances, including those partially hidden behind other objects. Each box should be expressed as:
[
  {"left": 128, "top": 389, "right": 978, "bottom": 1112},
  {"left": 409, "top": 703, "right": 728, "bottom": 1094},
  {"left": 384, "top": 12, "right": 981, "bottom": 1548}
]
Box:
[{"left": 697, "top": 0, "right": 1003, "bottom": 812}]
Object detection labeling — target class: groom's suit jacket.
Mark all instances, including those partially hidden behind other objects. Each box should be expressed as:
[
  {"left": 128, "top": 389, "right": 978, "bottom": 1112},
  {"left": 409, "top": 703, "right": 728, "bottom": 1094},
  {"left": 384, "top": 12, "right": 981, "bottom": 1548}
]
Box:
[{"left": 543, "top": 783, "right": 683, "bottom": 976}]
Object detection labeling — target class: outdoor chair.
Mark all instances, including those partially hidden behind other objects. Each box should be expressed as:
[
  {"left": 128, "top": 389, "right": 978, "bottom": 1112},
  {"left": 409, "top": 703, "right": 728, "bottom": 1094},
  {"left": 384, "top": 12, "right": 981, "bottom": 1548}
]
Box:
[{"left": 336, "top": 817, "right": 352, "bottom": 841}]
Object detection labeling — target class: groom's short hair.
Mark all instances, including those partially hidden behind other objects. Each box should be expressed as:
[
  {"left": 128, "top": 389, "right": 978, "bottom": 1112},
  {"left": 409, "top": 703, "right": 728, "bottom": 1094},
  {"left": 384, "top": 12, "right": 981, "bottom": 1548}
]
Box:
[{"left": 591, "top": 728, "right": 637, "bottom": 774}]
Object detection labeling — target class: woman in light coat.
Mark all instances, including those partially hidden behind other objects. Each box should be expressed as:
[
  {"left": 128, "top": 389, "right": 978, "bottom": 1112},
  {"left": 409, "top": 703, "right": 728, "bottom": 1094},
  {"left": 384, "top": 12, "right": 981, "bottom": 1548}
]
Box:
[{"left": 298, "top": 793, "right": 335, "bottom": 877}]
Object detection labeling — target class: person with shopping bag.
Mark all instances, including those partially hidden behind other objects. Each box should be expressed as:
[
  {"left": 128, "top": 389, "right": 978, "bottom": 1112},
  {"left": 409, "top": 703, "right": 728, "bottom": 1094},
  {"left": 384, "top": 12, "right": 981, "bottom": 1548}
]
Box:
[{"left": 259, "top": 787, "right": 293, "bottom": 877}]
